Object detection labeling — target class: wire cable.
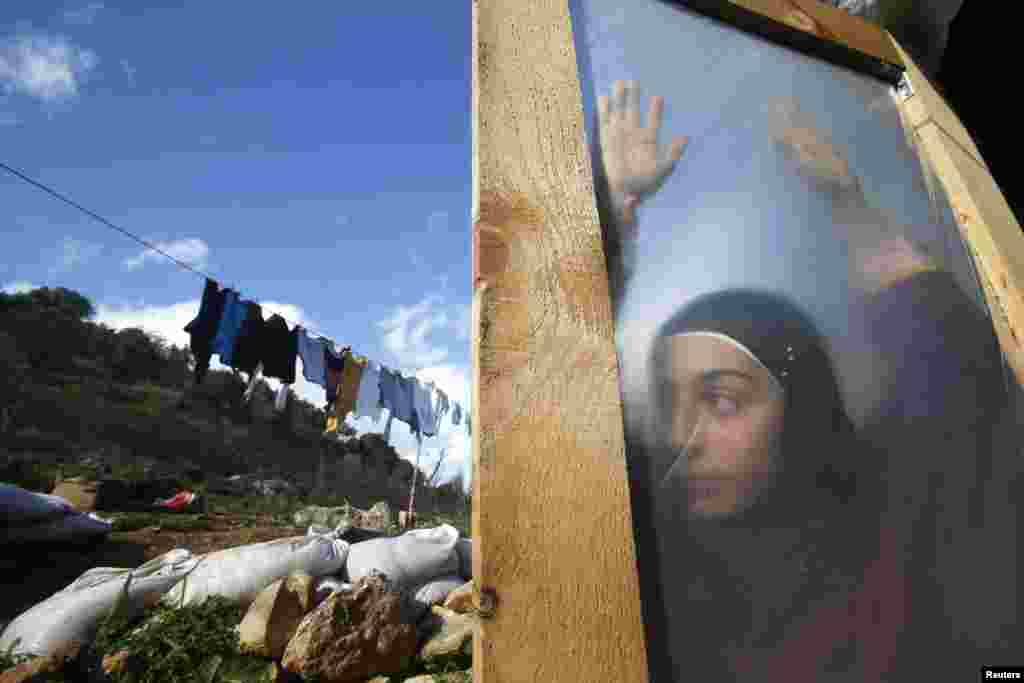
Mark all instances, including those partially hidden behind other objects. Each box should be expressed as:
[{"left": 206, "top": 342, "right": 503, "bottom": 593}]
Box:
[{"left": 1, "top": 160, "right": 467, "bottom": 412}]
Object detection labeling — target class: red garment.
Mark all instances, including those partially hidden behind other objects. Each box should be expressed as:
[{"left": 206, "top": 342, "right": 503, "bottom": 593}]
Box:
[
  {"left": 733, "top": 526, "right": 905, "bottom": 681},
  {"left": 155, "top": 490, "right": 196, "bottom": 512}
]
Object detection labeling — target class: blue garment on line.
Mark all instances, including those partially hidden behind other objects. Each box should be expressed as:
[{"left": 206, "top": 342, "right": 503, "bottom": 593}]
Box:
[
  {"left": 212, "top": 289, "right": 246, "bottom": 366},
  {"left": 296, "top": 329, "right": 329, "bottom": 388}
]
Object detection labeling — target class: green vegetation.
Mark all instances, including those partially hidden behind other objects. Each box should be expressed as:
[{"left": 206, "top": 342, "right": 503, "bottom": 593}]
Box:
[
  {"left": 94, "top": 596, "right": 245, "bottom": 683},
  {"left": 0, "top": 638, "right": 35, "bottom": 672}
]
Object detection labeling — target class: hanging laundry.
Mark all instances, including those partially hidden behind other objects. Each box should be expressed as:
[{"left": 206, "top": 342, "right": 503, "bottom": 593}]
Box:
[
  {"left": 378, "top": 366, "right": 399, "bottom": 416},
  {"left": 324, "top": 344, "right": 347, "bottom": 406},
  {"left": 354, "top": 360, "right": 383, "bottom": 422},
  {"left": 412, "top": 379, "right": 437, "bottom": 438},
  {"left": 231, "top": 301, "right": 265, "bottom": 375},
  {"left": 383, "top": 412, "right": 394, "bottom": 443},
  {"left": 393, "top": 373, "right": 419, "bottom": 432},
  {"left": 432, "top": 388, "right": 451, "bottom": 435},
  {"left": 451, "top": 401, "right": 462, "bottom": 426},
  {"left": 274, "top": 384, "right": 290, "bottom": 413},
  {"left": 212, "top": 289, "right": 246, "bottom": 366},
  {"left": 336, "top": 351, "right": 365, "bottom": 421},
  {"left": 184, "top": 279, "right": 226, "bottom": 385},
  {"left": 260, "top": 314, "right": 297, "bottom": 384},
  {"left": 296, "top": 328, "right": 328, "bottom": 388},
  {"left": 325, "top": 405, "right": 340, "bottom": 434}
]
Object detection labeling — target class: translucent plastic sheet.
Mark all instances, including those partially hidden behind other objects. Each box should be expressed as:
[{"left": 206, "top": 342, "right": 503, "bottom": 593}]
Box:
[{"left": 570, "top": 1, "right": 1022, "bottom": 679}]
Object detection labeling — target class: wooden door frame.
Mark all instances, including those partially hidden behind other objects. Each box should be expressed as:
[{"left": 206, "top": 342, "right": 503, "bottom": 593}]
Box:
[{"left": 471, "top": 2, "right": 1024, "bottom": 681}]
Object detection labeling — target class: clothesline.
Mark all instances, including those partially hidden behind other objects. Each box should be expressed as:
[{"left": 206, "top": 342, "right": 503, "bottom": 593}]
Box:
[{"left": 184, "top": 278, "right": 471, "bottom": 443}]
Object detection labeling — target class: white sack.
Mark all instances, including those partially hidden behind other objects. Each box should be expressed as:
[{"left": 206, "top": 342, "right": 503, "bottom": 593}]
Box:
[
  {"left": 0, "top": 549, "right": 198, "bottom": 657},
  {"left": 0, "top": 511, "right": 112, "bottom": 545},
  {"left": 0, "top": 483, "right": 75, "bottom": 524},
  {"left": 346, "top": 524, "right": 459, "bottom": 591},
  {"left": 162, "top": 534, "right": 349, "bottom": 609}
]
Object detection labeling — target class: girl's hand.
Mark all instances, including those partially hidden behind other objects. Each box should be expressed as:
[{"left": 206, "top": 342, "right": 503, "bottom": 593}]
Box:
[{"left": 598, "top": 80, "right": 689, "bottom": 226}]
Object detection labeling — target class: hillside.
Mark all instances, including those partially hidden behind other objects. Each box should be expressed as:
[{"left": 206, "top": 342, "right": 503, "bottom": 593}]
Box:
[{"left": 0, "top": 286, "right": 469, "bottom": 515}]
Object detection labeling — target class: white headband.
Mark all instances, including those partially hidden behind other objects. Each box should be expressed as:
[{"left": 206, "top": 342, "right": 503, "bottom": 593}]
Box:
[{"left": 666, "top": 331, "right": 784, "bottom": 392}]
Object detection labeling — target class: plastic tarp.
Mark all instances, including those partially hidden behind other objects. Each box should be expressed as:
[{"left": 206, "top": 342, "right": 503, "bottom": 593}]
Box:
[
  {"left": 345, "top": 524, "right": 460, "bottom": 591},
  {"left": 162, "top": 534, "right": 349, "bottom": 609},
  {"left": 0, "top": 482, "right": 112, "bottom": 544},
  {"left": 1, "top": 511, "right": 112, "bottom": 545},
  {"left": 1, "top": 483, "right": 75, "bottom": 524},
  {"left": 0, "top": 549, "right": 199, "bottom": 657}
]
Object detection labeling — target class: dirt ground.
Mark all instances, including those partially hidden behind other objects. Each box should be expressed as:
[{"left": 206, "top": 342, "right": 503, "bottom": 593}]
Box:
[{"left": 1, "top": 480, "right": 307, "bottom": 627}]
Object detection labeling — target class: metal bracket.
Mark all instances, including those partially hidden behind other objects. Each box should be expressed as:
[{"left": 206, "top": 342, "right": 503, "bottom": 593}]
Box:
[{"left": 894, "top": 72, "right": 914, "bottom": 101}]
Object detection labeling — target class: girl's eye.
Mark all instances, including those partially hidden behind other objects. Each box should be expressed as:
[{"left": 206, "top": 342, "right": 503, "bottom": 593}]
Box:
[{"left": 707, "top": 394, "right": 739, "bottom": 416}]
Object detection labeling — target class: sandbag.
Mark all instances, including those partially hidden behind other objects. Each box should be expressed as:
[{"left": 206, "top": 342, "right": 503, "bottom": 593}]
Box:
[
  {"left": 0, "top": 483, "right": 75, "bottom": 524},
  {"left": 162, "top": 534, "right": 349, "bottom": 609},
  {"left": 0, "top": 510, "right": 112, "bottom": 545},
  {"left": 0, "top": 549, "right": 198, "bottom": 657},
  {"left": 345, "top": 524, "right": 459, "bottom": 591},
  {"left": 404, "top": 575, "right": 466, "bottom": 622}
]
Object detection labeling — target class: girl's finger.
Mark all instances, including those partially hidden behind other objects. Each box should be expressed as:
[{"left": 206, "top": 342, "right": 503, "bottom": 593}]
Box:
[
  {"left": 647, "top": 96, "right": 664, "bottom": 132},
  {"left": 666, "top": 136, "right": 689, "bottom": 164},
  {"left": 626, "top": 81, "right": 642, "bottom": 128},
  {"left": 613, "top": 80, "right": 628, "bottom": 119}
]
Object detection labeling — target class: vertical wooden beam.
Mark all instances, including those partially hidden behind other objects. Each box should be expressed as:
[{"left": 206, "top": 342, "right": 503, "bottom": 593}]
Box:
[
  {"left": 890, "top": 34, "right": 1024, "bottom": 388},
  {"left": 471, "top": 0, "right": 649, "bottom": 681}
]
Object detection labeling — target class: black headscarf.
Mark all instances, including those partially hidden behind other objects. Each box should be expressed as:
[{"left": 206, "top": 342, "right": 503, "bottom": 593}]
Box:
[
  {"left": 638, "top": 289, "right": 881, "bottom": 677},
  {"left": 647, "top": 288, "right": 866, "bottom": 525}
]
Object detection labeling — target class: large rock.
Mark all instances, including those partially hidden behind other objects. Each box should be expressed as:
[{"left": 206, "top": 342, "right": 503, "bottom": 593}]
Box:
[
  {"left": 239, "top": 573, "right": 317, "bottom": 659},
  {"left": 281, "top": 574, "right": 419, "bottom": 683},
  {"left": 419, "top": 606, "right": 477, "bottom": 659}
]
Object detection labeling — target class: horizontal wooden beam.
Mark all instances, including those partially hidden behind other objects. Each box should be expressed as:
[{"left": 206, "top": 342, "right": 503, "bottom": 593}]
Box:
[{"left": 668, "top": 0, "right": 904, "bottom": 84}]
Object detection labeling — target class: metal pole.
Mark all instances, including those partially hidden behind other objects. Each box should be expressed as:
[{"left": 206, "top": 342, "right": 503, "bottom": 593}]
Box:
[{"left": 407, "top": 432, "right": 422, "bottom": 527}]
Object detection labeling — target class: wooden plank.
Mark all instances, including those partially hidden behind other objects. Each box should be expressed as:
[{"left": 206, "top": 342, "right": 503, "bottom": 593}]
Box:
[
  {"left": 672, "top": 0, "right": 904, "bottom": 84},
  {"left": 472, "top": 0, "right": 650, "bottom": 681},
  {"left": 892, "top": 43, "right": 1024, "bottom": 387},
  {"left": 886, "top": 33, "right": 988, "bottom": 170}
]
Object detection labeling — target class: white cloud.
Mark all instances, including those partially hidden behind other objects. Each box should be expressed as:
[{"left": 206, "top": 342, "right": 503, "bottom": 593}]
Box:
[
  {"left": 124, "top": 238, "right": 210, "bottom": 272},
  {"left": 62, "top": 3, "right": 105, "bottom": 25},
  {"left": 377, "top": 295, "right": 454, "bottom": 371},
  {"left": 2, "top": 280, "right": 38, "bottom": 294},
  {"left": 0, "top": 32, "right": 99, "bottom": 102},
  {"left": 48, "top": 236, "right": 101, "bottom": 278},
  {"left": 370, "top": 292, "right": 474, "bottom": 487}
]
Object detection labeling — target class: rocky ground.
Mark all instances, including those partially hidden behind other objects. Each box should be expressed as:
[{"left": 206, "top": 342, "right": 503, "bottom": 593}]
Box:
[{"left": 0, "top": 478, "right": 474, "bottom": 683}]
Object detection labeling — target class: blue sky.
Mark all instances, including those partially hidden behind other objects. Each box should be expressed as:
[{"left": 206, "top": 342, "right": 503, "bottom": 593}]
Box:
[{"left": 1, "top": 2, "right": 473, "bottom": 487}]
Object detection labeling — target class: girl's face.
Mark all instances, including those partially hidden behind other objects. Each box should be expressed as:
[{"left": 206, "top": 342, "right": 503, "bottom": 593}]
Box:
[{"left": 652, "top": 333, "right": 785, "bottom": 519}]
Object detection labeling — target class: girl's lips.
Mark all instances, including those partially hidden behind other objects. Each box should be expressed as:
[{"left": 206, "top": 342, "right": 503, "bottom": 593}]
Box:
[{"left": 688, "top": 480, "right": 723, "bottom": 503}]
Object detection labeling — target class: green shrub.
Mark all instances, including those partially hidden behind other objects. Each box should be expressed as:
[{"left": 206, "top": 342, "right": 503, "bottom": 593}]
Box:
[{"left": 94, "top": 596, "right": 244, "bottom": 683}]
